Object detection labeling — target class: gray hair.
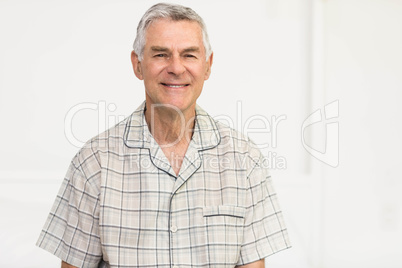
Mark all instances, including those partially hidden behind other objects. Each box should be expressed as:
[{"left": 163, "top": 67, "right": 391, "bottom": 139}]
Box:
[{"left": 133, "top": 3, "right": 212, "bottom": 61}]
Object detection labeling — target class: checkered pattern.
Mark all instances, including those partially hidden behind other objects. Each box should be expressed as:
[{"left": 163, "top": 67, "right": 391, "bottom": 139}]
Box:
[{"left": 37, "top": 102, "right": 290, "bottom": 268}]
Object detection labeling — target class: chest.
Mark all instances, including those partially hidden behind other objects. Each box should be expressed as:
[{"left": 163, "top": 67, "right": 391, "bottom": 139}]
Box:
[
  {"left": 97, "top": 150, "right": 248, "bottom": 266},
  {"left": 160, "top": 145, "right": 187, "bottom": 176},
  {"left": 99, "top": 150, "right": 248, "bottom": 211}
]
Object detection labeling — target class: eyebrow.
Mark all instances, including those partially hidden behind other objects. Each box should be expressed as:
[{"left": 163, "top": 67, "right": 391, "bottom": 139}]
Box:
[
  {"left": 150, "top": 46, "right": 169, "bottom": 52},
  {"left": 182, "top": 47, "right": 200, "bottom": 53},
  {"left": 150, "top": 46, "right": 201, "bottom": 53}
]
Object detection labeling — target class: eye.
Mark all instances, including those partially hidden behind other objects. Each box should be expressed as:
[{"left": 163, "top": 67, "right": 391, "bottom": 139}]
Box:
[
  {"left": 185, "top": 54, "right": 196, "bottom": 58},
  {"left": 154, "top": 54, "right": 166, "bottom": 58}
]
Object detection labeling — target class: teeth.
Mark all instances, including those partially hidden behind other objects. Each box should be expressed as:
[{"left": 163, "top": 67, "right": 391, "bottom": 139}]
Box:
[{"left": 165, "top": 84, "right": 186, "bottom": 88}]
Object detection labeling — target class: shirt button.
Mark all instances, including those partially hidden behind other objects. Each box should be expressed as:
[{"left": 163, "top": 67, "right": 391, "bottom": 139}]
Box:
[{"left": 170, "top": 225, "right": 178, "bottom": 233}]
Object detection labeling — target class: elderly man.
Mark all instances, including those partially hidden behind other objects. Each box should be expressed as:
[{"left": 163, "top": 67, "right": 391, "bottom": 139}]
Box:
[{"left": 37, "top": 3, "right": 290, "bottom": 268}]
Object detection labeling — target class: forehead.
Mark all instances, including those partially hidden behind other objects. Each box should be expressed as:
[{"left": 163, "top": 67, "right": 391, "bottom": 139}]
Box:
[{"left": 144, "top": 19, "right": 204, "bottom": 49}]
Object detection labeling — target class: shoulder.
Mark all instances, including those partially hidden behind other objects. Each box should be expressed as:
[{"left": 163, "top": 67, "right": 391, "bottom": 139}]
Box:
[
  {"left": 79, "top": 101, "right": 146, "bottom": 156},
  {"left": 70, "top": 115, "right": 131, "bottom": 175},
  {"left": 213, "top": 119, "right": 264, "bottom": 173}
]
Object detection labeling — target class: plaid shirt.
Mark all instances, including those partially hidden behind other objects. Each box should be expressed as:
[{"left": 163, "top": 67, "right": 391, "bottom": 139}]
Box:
[{"left": 37, "top": 102, "right": 290, "bottom": 268}]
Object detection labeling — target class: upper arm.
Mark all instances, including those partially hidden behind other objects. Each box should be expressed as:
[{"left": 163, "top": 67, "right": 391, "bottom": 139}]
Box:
[
  {"left": 236, "top": 153, "right": 290, "bottom": 265},
  {"left": 36, "top": 150, "right": 103, "bottom": 267},
  {"left": 61, "top": 261, "right": 78, "bottom": 268},
  {"left": 236, "top": 258, "right": 265, "bottom": 268}
]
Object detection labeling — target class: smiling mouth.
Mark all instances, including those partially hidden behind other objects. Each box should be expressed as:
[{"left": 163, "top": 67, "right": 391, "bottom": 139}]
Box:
[{"left": 161, "top": 83, "right": 190, "bottom": 88}]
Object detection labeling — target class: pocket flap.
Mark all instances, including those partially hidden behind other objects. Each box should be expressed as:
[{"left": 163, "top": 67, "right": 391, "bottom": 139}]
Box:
[{"left": 203, "top": 205, "right": 246, "bottom": 218}]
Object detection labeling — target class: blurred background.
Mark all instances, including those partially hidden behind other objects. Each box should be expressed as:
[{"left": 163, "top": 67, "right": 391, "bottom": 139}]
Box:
[{"left": 0, "top": 0, "right": 401, "bottom": 267}]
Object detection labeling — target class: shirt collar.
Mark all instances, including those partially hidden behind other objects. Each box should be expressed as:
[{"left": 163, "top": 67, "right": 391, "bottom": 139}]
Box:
[{"left": 123, "top": 101, "right": 221, "bottom": 151}]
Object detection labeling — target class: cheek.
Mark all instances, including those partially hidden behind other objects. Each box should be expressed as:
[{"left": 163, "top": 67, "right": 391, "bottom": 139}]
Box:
[
  {"left": 188, "top": 65, "right": 208, "bottom": 80},
  {"left": 143, "top": 62, "right": 166, "bottom": 79}
]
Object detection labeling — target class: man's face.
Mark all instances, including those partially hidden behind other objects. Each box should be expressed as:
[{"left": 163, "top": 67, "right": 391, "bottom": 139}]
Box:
[{"left": 131, "top": 19, "right": 213, "bottom": 114}]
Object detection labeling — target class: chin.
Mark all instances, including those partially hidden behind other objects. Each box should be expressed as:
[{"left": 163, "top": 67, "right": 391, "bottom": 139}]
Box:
[{"left": 162, "top": 96, "right": 196, "bottom": 110}]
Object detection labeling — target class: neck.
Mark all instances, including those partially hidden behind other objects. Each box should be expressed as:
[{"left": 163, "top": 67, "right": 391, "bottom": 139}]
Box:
[{"left": 144, "top": 103, "right": 196, "bottom": 148}]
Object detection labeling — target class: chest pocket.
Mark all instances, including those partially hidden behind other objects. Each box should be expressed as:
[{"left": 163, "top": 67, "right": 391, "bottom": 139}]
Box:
[
  {"left": 202, "top": 205, "right": 246, "bottom": 266},
  {"left": 203, "top": 205, "right": 246, "bottom": 218}
]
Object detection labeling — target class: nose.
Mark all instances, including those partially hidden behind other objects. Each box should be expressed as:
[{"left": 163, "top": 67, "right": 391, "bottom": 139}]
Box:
[{"left": 166, "top": 55, "right": 186, "bottom": 76}]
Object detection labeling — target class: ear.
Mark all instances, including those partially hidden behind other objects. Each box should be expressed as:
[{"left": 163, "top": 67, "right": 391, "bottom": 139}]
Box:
[
  {"left": 131, "top": 51, "right": 144, "bottom": 80},
  {"left": 204, "top": 52, "right": 213, "bottom": 80}
]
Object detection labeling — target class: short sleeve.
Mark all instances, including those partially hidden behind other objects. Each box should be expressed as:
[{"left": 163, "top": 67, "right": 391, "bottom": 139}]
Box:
[
  {"left": 237, "top": 158, "right": 291, "bottom": 265},
  {"left": 36, "top": 149, "right": 103, "bottom": 268}
]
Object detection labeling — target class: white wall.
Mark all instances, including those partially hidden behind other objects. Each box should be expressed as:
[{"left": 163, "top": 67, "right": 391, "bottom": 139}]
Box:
[
  {"left": 0, "top": 0, "right": 401, "bottom": 267},
  {"left": 319, "top": 1, "right": 402, "bottom": 267}
]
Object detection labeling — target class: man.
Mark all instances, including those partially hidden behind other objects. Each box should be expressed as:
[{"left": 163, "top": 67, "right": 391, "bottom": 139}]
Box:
[{"left": 37, "top": 3, "right": 290, "bottom": 268}]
